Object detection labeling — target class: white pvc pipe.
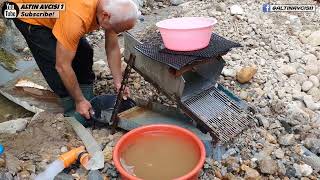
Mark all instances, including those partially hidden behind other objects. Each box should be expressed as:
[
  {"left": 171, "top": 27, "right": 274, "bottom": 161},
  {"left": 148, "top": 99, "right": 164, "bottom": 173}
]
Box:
[{"left": 35, "top": 160, "right": 65, "bottom": 180}]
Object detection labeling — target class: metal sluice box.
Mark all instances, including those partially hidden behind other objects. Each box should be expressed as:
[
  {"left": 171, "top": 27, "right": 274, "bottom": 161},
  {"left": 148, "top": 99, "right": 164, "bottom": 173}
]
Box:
[
  {"left": 123, "top": 32, "right": 254, "bottom": 143},
  {"left": 181, "top": 84, "right": 253, "bottom": 143}
]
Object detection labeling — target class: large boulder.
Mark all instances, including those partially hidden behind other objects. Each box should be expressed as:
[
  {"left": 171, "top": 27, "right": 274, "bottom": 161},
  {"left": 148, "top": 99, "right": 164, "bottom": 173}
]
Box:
[{"left": 0, "top": 118, "right": 30, "bottom": 134}]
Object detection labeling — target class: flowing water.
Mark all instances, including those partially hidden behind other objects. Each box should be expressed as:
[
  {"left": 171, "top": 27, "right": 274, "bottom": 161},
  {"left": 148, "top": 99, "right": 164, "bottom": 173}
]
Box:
[
  {"left": 35, "top": 159, "right": 65, "bottom": 180},
  {"left": 121, "top": 132, "right": 200, "bottom": 180},
  {"left": 0, "top": 95, "right": 33, "bottom": 123},
  {"left": 0, "top": 20, "right": 34, "bottom": 122}
]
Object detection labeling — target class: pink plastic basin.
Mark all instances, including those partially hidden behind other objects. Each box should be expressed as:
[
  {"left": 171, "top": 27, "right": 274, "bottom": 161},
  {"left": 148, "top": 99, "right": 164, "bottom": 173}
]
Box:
[{"left": 156, "top": 17, "right": 217, "bottom": 51}]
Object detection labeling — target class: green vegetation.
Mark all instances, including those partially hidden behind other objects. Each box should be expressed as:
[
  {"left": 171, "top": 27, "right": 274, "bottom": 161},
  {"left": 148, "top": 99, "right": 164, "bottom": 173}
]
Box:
[{"left": 0, "top": 48, "right": 17, "bottom": 72}]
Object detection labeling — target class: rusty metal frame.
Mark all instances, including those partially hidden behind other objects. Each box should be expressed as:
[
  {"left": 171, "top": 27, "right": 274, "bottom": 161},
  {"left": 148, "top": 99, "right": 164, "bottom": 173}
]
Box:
[{"left": 123, "top": 32, "right": 253, "bottom": 143}]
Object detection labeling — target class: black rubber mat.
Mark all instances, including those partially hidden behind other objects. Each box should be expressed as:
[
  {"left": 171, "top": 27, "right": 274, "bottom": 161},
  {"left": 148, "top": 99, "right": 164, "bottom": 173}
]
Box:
[
  {"left": 135, "top": 44, "right": 199, "bottom": 70},
  {"left": 135, "top": 33, "right": 240, "bottom": 70},
  {"left": 160, "top": 33, "right": 241, "bottom": 58}
]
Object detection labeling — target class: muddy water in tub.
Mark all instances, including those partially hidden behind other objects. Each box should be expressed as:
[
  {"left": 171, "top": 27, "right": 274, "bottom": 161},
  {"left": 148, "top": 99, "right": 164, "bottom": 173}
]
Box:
[{"left": 121, "top": 132, "right": 199, "bottom": 180}]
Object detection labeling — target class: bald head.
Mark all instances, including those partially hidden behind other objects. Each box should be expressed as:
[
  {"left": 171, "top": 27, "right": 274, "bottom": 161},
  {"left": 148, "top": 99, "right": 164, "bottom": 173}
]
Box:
[{"left": 97, "top": 0, "right": 139, "bottom": 33}]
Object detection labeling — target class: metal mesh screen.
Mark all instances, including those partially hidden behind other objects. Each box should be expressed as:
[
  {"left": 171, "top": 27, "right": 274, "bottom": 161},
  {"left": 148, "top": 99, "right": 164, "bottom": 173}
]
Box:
[{"left": 182, "top": 86, "right": 253, "bottom": 143}]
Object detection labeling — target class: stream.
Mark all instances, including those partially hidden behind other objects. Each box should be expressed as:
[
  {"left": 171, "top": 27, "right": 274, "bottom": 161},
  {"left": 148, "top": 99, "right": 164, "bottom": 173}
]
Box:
[
  {"left": 0, "top": 94, "right": 33, "bottom": 123},
  {"left": 0, "top": 20, "right": 34, "bottom": 122}
]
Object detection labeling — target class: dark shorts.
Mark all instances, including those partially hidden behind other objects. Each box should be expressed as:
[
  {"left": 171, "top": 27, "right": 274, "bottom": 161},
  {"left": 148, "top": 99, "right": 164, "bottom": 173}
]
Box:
[{"left": 12, "top": 18, "right": 95, "bottom": 98}]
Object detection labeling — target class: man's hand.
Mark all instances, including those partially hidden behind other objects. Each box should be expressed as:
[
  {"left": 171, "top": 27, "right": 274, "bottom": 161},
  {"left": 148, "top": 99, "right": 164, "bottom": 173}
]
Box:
[
  {"left": 114, "top": 83, "right": 130, "bottom": 100},
  {"left": 76, "top": 99, "right": 92, "bottom": 119}
]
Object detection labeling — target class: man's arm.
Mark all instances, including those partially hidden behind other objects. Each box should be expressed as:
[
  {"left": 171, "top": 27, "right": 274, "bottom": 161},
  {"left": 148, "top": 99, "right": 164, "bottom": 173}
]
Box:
[
  {"left": 55, "top": 41, "right": 92, "bottom": 119},
  {"left": 105, "top": 30, "right": 122, "bottom": 89}
]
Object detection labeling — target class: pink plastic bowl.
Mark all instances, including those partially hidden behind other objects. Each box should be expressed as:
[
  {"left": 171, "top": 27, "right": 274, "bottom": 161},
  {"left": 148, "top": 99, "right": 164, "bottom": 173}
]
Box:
[{"left": 156, "top": 17, "right": 217, "bottom": 51}]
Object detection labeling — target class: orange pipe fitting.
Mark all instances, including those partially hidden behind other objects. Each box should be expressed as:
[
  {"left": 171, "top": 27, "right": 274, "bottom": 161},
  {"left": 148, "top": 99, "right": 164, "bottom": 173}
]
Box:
[{"left": 58, "top": 146, "right": 89, "bottom": 168}]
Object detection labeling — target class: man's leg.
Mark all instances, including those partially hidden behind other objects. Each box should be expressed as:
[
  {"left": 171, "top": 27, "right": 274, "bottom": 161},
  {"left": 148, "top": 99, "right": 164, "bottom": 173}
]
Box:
[
  {"left": 72, "top": 37, "right": 96, "bottom": 101},
  {"left": 73, "top": 38, "right": 95, "bottom": 86},
  {"left": 12, "top": 18, "right": 69, "bottom": 98}
]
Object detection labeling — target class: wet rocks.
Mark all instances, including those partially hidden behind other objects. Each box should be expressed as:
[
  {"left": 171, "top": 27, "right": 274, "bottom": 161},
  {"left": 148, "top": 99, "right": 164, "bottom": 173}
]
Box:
[
  {"left": 295, "top": 145, "right": 320, "bottom": 172},
  {"left": 287, "top": 104, "right": 310, "bottom": 124},
  {"left": 22, "top": 161, "right": 36, "bottom": 174},
  {"left": 170, "top": 0, "right": 184, "bottom": 6},
  {"left": 293, "top": 163, "right": 313, "bottom": 177},
  {"left": 265, "top": 132, "right": 277, "bottom": 144},
  {"left": 88, "top": 170, "right": 104, "bottom": 180},
  {"left": 101, "top": 163, "right": 118, "bottom": 178},
  {"left": 0, "top": 118, "right": 29, "bottom": 134},
  {"left": 304, "top": 138, "right": 320, "bottom": 154},
  {"left": 75, "top": 167, "right": 88, "bottom": 178},
  {"left": 0, "top": 171, "right": 13, "bottom": 180},
  {"left": 0, "top": 158, "right": 5, "bottom": 168},
  {"left": 279, "top": 134, "right": 295, "bottom": 146},
  {"left": 5, "top": 153, "right": 21, "bottom": 174},
  {"left": 18, "top": 170, "right": 30, "bottom": 180},
  {"left": 256, "top": 114, "right": 270, "bottom": 129},
  {"left": 103, "top": 146, "right": 113, "bottom": 163},
  {"left": 274, "top": 149, "right": 285, "bottom": 159},
  {"left": 253, "top": 151, "right": 270, "bottom": 162},
  {"left": 277, "top": 160, "right": 287, "bottom": 176},
  {"left": 245, "top": 168, "right": 260, "bottom": 180},
  {"left": 222, "top": 148, "right": 237, "bottom": 160},
  {"left": 54, "top": 173, "right": 74, "bottom": 180},
  {"left": 259, "top": 159, "right": 278, "bottom": 175}
]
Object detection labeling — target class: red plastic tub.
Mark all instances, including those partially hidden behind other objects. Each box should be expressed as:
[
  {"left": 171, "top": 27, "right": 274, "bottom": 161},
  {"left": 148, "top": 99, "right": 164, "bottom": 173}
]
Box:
[{"left": 113, "top": 124, "right": 206, "bottom": 180}]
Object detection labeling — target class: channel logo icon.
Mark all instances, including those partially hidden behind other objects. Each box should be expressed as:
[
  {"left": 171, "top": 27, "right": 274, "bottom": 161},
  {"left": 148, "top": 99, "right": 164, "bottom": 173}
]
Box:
[
  {"left": 262, "top": 4, "right": 271, "bottom": 12},
  {"left": 1, "top": 1, "right": 19, "bottom": 18}
]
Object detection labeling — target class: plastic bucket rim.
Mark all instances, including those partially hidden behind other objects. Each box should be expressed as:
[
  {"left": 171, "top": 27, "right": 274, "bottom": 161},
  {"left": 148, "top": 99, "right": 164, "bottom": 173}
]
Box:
[
  {"left": 155, "top": 17, "right": 218, "bottom": 30},
  {"left": 113, "top": 124, "right": 206, "bottom": 180}
]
